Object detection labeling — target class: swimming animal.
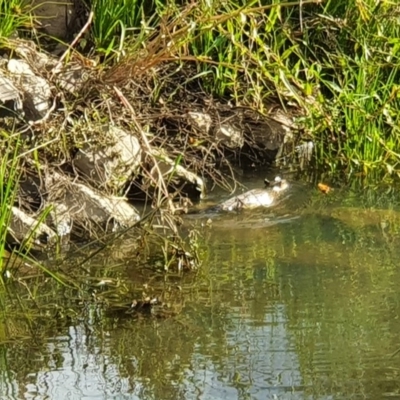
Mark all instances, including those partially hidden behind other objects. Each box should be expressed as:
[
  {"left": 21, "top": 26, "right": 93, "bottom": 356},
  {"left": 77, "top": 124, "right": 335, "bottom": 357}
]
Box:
[{"left": 218, "top": 176, "right": 289, "bottom": 211}]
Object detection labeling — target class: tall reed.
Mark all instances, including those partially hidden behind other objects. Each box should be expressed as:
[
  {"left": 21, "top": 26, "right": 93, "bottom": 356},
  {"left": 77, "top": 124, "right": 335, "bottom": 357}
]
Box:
[{"left": 0, "top": 139, "right": 20, "bottom": 273}]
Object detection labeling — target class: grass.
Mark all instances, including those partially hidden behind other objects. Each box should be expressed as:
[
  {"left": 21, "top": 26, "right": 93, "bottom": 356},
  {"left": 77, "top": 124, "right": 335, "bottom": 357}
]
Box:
[
  {"left": 3, "top": 1, "right": 400, "bottom": 180},
  {"left": 0, "top": 0, "right": 33, "bottom": 38},
  {"left": 0, "top": 138, "right": 20, "bottom": 274},
  {"left": 88, "top": 0, "right": 163, "bottom": 57},
  {"left": 89, "top": 0, "right": 400, "bottom": 181}
]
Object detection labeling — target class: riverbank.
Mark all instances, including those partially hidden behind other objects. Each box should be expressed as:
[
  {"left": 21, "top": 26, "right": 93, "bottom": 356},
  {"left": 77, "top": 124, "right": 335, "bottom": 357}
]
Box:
[{"left": 2, "top": 0, "right": 400, "bottom": 269}]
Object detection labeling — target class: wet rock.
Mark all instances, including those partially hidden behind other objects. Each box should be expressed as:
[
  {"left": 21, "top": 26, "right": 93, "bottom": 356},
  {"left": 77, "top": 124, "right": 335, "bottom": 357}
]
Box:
[
  {"left": 7, "top": 59, "right": 51, "bottom": 121},
  {"left": 73, "top": 125, "right": 142, "bottom": 192},
  {"left": 8, "top": 207, "right": 57, "bottom": 250},
  {"left": 0, "top": 73, "right": 23, "bottom": 118}
]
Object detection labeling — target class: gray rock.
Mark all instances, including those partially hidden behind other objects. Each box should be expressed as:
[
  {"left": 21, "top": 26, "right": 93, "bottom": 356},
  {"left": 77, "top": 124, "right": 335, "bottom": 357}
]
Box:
[
  {"left": 64, "top": 182, "right": 141, "bottom": 230},
  {"left": 149, "top": 149, "right": 206, "bottom": 198},
  {"left": 187, "top": 111, "right": 212, "bottom": 134},
  {"left": 0, "top": 73, "right": 23, "bottom": 117},
  {"left": 8, "top": 207, "right": 57, "bottom": 250},
  {"left": 56, "top": 67, "right": 87, "bottom": 94},
  {"left": 7, "top": 59, "right": 51, "bottom": 120},
  {"left": 73, "top": 125, "right": 142, "bottom": 191},
  {"left": 12, "top": 39, "right": 55, "bottom": 70},
  {"left": 45, "top": 173, "right": 140, "bottom": 237}
]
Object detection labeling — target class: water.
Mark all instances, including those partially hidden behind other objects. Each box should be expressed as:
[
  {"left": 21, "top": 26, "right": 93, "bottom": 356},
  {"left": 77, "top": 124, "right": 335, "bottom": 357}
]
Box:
[{"left": 1, "top": 181, "right": 400, "bottom": 399}]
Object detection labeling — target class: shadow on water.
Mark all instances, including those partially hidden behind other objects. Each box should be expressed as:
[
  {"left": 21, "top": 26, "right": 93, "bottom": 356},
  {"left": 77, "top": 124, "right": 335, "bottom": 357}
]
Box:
[{"left": 2, "top": 179, "right": 400, "bottom": 399}]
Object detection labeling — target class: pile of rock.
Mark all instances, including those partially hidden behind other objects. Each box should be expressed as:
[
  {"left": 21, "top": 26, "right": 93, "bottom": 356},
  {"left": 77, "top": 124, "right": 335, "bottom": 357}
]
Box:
[{"left": 0, "top": 36, "right": 298, "bottom": 251}]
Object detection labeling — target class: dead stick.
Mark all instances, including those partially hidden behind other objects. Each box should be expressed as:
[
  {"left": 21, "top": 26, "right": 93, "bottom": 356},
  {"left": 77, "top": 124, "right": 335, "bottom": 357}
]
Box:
[
  {"left": 113, "top": 86, "right": 177, "bottom": 214},
  {"left": 52, "top": 11, "right": 94, "bottom": 74}
]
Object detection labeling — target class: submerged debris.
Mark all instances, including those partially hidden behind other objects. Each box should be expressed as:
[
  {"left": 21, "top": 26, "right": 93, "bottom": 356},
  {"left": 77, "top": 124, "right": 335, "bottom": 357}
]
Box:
[{"left": 106, "top": 295, "right": 181, "bottom": 319}]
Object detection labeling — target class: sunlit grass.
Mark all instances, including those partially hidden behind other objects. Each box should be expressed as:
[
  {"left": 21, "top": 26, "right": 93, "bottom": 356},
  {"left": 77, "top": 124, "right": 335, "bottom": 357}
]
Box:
[
  {"left": 89, "top": 0, "right": 163, "bottom": 57},
  {"left": 95, "top": 0, "right": 400, "bottom": 180},
  {"left": 0, "top": 138, "right": 20, "bottom": 274},
  {"left": 2, "top": 0, "right": 400, "bottom": 179},
  {"left": 0, "top": 0, "right": 33, "bottom": 38}
]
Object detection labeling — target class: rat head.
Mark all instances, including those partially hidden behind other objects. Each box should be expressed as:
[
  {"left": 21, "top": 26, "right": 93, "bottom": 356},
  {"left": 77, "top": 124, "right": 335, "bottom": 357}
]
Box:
[
  {"left": 264, "top": 176, "right": 289, "bottom": 192},
  {"left": 270, "top": 176, "right": 289, "bottom": 192}
]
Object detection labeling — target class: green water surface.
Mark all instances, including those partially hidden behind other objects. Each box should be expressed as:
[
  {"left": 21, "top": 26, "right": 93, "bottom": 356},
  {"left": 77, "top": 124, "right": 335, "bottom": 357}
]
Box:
[{"left": 1, "top": 182, "right": 400, "bottom": 399}]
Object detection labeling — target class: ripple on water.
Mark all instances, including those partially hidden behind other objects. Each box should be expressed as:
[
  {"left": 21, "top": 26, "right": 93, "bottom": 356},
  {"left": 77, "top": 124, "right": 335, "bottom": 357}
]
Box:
[{"left": 3, "top": 184, "right": 400, "bottom": 399}]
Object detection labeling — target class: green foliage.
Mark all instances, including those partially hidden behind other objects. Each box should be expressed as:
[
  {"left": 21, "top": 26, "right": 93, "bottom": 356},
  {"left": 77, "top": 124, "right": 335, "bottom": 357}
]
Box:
[
  {"left": 89, "top": 0, "right": 163, "bottom": 56},
  {"left": 174, "top": 0, "right": 400, "bottom": 179},
  {"left": 0, "top": 0, "right": 32, "bottom": 38},
  {"left": 69, "top": 0, "right": 400, "bottom": 179},
  {"left": 311, "top": 0, "right": 400, "bottom": 178},
  {"left": 2, "top": 0, "right": 400, "bottom": 181},
  {"left": 0, "top": 139, "right": 20, "bottom": 273}
]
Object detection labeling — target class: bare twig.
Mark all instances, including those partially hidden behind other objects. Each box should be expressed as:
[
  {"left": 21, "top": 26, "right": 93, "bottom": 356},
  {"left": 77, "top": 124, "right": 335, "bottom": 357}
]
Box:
[{"left": 51, "top": 11, "right": 94, "bottom": 75}]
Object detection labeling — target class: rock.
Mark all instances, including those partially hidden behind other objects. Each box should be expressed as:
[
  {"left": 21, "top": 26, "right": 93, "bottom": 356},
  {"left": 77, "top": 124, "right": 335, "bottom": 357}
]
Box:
[
  {"left": 12, "top": 39, "right": 55, "bottom": 70},
  {"left": 48, "top": 202, "right": 72, "bottom": 238},
  {"left": 30, "top": 0, "right": 75, "bottom": 40},
  {"left": 246, "top": 117, "right": 289, "bottom": 151},
  {"left": 45, "top": 173, "right": 141, "bottom": 237},
  {"left": 149, "top": 149, "right": 206, "bottom": 199},
  {"left": 56, "top": 67, "right": 87, "bottom": 94},
  {"left": 0, "top": 73, "right": 23, "bottom": 118},
  {"left": 216, "top": 123, "right": 244, "bottom": 148},
  {"left": 8, "top": 207, "right": 57, "bottom": 250},
  {"left": 66, "top": 182, "right": 140, "bottom": 228},
  {"left": 7, "top": 59, "right": 52, "bottom": 121},
  {"left": 187, "top": 111, "right": 212, "bottom": 134},
  {"left": 73, "top": 125, "right": 142, "bottom": 192}
]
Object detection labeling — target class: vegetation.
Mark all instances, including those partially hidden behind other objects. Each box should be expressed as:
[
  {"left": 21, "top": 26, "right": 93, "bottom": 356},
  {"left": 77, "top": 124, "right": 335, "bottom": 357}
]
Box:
[
  {"left": 1, "top": 0, "right": 400, "bottom": 178},
  {"left": 0, "top": 0, "right": 398, "bottom": 273},
  {"left": 0, "top": 0, "right": 399, "bottom": 246},
  {"left": 0, "top": 0, "right": 32, "bottom": 38},
  {"left": 2, "top": 4, "right": 400, "bottom": 393},
  {"left": 84, "top": 0, "right": 400, "bottom": 180},
  {"left": 0, "top": 139, "right": 20, "bottom": 273}
]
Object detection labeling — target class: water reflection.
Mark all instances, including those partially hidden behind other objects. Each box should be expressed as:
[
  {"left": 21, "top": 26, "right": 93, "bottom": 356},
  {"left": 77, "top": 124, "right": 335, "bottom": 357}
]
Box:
[
  {"left": 2, "top": 186, "right": 400, "bottom": 399},
  {"left": 186, "top": 304, "right": 306, "bottom": 400}
]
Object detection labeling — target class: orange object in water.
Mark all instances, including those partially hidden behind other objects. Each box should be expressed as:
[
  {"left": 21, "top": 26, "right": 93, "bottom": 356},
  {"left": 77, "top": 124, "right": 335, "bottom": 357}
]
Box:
[{"left": 318, "top": 183, "right": 331, "bottom": 194}]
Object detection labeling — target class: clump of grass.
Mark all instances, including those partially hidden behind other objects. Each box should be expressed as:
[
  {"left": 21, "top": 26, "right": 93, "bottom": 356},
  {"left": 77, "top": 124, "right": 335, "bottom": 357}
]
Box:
[
  {"left": 313, "top": 0, "right": 400, "bottom": 179},
  {"left": 0, "top": 0, "right": 33, "bottom": 38},
  {"left": 88, "top": 0, "right": 163, "bottom": 57},
  {"left": 0, "top": 138, "right": 20, "bottom": 274}
]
